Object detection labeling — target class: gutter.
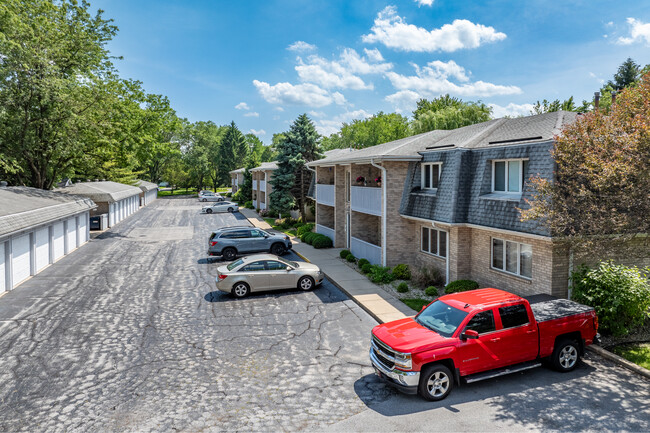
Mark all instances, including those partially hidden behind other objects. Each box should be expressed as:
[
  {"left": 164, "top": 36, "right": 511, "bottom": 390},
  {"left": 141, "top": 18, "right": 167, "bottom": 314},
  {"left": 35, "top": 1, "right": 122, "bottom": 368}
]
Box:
[{"left": 370, "top": 158, "right": 387, "bottom": 267}]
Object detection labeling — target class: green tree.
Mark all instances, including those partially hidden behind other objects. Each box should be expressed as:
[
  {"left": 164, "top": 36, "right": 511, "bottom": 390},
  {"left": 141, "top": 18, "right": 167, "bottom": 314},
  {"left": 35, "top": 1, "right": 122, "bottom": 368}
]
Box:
[
  {"left": 218, "top": 121, "right": 247, "bottom": 186},
  {"left": 531, "top": 97, "right": 580, "bottom": 114},
  {"left": 411, "top": 95, "right": 492, "bottom": 134},
  {"left": 321, "top": 112, "right": 409, "bottom": 150},
  {"left": 608, "top": 57, "right": 641, "bottom": 91}
]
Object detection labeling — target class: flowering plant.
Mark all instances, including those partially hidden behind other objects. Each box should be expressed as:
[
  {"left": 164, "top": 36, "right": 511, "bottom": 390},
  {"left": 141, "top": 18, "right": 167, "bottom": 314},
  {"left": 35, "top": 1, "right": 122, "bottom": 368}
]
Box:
[
  {"left": 356, "top": 176, "right": 365, "bottom": 183},
  {"left": 375, "top": 176, "right": 381, "bottom": 183}
]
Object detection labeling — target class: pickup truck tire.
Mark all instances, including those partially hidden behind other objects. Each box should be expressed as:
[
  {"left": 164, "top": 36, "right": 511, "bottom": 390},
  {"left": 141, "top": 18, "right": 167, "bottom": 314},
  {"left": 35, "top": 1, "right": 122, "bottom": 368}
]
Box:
[
  {"left": 232, "top": 282, "right": 250, "bottom": 298},
  {"left": 222, "top": 247, "right": 237, "bottom": 261},
  {"left": 552, "top": 339, "right": 580, "bottom": 372},
  {"left": 418, "top": 364, "right": 453, "bottom": 401}
]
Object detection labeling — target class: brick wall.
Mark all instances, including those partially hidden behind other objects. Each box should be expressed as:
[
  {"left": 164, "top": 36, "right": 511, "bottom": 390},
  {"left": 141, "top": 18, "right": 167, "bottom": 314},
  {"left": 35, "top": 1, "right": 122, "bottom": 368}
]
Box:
[
  {"left": 334, "top": 166, "right": 348, "bottom": 248},
  {"left": 351, "top": 211, "right": 380, "bottom": 245},
  {"left": 316, "top": 204, "right": 335, "bottom": 228},
  {"left": 413, "top": 221, "right": 447, "bottom": 279},
  {"left": 383, "top": 161, "right": 417, "bottom": 266}
]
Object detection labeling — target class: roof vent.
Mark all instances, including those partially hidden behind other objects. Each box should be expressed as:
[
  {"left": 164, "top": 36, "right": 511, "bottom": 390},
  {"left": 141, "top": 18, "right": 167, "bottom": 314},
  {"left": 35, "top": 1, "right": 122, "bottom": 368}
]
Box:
[{"left": 488, "top": 136, "right": 543, "bottom": 145}]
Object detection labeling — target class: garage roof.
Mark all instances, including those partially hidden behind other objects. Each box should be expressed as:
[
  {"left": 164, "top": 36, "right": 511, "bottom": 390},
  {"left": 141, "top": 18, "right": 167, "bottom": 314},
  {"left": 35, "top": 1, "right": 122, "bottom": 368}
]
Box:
[
  {"left": 54, "top": 181, "right": 142, "bottom": 203},
  {"left": 135, "top": 180, "right": 158, "bottom": 192},
  {"left": 0, "top": 186, "right": 96, "bottom": 239}
]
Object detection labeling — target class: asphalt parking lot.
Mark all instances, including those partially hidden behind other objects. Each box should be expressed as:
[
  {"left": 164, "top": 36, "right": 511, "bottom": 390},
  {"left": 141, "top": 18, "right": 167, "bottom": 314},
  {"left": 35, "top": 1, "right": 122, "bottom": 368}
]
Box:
[{"left": 0, "top": 197, "right": 648, "bottom": 432}]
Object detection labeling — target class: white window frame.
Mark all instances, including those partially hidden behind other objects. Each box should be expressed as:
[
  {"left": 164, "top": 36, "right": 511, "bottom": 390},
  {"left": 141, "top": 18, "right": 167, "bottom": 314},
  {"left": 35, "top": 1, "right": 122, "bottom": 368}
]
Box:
[
  {"left": 421, "top": 162, "right": 442, "bottom": 190},
  {"left": 490, "top": 237, "right": 532, "bottom": 279},
  {"left": 491, "top": 159, "right": 527, "bottom": 194},
  {"left": 421, "top": 226, "right": 447, "bottom": 258}
]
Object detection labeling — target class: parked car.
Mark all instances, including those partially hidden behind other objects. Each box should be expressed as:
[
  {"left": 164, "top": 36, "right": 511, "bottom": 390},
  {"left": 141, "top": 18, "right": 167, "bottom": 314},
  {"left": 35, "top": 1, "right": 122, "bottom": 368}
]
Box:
[
  {"left": 198, "top": 191, "right": 224, "bottom": 202},
  {"left": 215, "top": 254, "right": 323, "bottom": 297},
  {"left": 370, "top": 288, "right": 599, "bottom": 401},
  {"left": 208, "top": 227, "right": 292, "bottom": 260},
  {"left": 202, "top": 201, "right": 239, "bottom": 214}
]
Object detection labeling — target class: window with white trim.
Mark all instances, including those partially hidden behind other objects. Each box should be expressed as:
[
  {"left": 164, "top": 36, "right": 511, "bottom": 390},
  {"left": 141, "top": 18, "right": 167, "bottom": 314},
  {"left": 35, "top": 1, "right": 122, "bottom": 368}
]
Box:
[
  {"left": 421, "top": 163, "right": 441, "bottom": 190},
  {"left": 492, "top": 159, "right": 528, "bottom": 193},
  {"left": 491, "top": 238, "right": 532, "bottom": 278},
  {"left": 421, "top": 226, "right": 447, "bottom": 258}
]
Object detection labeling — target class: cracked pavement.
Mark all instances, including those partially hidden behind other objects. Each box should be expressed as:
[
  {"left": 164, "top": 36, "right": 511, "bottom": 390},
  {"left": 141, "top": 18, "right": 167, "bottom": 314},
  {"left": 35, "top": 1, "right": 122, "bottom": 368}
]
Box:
[{"left": 0, "top": 197, "right": 392, "bottom": 432}]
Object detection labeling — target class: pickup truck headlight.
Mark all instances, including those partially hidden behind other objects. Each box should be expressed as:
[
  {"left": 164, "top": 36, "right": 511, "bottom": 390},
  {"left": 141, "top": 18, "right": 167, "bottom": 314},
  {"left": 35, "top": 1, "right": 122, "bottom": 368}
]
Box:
[{"left": 394, "top": 351, "right": 412, "bottom": 369}]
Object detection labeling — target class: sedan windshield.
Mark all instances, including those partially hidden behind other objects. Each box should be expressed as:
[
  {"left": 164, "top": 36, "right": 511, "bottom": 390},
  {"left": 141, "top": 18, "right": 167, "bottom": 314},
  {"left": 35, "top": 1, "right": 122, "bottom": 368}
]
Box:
[
  {"left": 226, "top": 258, "right": 244, "bottom": 271},
  {"left": 275, "top": 256, "right": 298, "bottom": 268},
  {"left": 416, "top": 300, "right": 468, "bottom": 338}
]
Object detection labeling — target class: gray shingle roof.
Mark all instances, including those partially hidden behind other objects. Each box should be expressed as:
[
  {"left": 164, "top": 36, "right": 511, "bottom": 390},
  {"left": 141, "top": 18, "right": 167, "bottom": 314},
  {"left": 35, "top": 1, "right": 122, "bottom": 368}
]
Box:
[
  {"left": 250, "top": 161, "right": 278, "bottom": 172},
  {"left": 54, "top": 181, "right": 142, "bottom": 203},
  {"left": 135, "top": 180, "right": 158, "bottom": 192},
  {"left": 229, "top": 167, "right": 246, "bottom": 174},
  {"left": 0, "top": 186, "right": 96, "bottom": 239}
]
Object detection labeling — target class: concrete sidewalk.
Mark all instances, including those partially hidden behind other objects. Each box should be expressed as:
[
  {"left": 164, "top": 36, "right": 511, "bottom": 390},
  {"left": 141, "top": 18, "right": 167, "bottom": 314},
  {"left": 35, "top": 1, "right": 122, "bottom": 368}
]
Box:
[{"left": 239, "top": 208, "right": 412, "bottom": 323}]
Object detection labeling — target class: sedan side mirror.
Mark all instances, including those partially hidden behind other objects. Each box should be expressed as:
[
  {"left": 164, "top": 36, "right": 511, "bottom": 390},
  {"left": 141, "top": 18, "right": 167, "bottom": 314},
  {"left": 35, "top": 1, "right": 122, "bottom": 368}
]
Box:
[
  {"left": 461, "top": 329, "right": 479, "bottom": 341},
  {"left": 286, "top": 266, "right": 292, "bottom": 271}
]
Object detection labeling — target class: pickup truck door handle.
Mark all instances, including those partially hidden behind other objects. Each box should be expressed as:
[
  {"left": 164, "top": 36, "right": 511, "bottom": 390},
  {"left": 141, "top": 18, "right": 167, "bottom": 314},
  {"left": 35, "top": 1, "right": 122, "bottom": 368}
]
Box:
[
  {"left": 490, "top": 338, "right": 501, "bottom": 342},
  {"left": 526, "top": 330, "right": 537, "bottom": 334}
]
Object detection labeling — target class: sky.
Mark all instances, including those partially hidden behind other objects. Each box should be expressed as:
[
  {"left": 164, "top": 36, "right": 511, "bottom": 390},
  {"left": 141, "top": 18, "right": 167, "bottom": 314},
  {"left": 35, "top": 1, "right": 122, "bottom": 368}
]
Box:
[{"left": 93, "top": 0, "right": 650, "bottom": 142}]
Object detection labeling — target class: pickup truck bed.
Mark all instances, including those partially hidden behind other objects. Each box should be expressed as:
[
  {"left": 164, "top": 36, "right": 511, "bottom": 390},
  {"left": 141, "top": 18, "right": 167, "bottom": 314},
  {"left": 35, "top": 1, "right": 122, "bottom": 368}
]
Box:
[{"left": 525, "top": 294, "right": 595, "bottom": 323}]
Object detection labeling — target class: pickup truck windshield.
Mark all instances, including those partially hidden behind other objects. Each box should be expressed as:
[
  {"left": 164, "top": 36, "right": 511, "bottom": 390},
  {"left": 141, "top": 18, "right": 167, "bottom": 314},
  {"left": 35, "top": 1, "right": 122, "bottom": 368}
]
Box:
[{"left": 416, "top": 300, "right": 468, "bottom": 338}]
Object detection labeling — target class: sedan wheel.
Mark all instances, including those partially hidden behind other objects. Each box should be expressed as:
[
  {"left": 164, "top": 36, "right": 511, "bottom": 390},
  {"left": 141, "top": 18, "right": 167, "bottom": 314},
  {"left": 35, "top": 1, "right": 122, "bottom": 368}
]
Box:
[
  {"left": 232, "top": 282, "right": 250, "bottom": 298},
  {"left": 206, "top": 208, "right": 213, "bottom": 214},
  {"left": 298, "top": 276, "right": 314, "bottom": 291},
  {"left": 227, "top": 207, "right": 234, "bottom": 213},
  {"left": 202, "top": 198, "right": 207, "bottom": 202}
]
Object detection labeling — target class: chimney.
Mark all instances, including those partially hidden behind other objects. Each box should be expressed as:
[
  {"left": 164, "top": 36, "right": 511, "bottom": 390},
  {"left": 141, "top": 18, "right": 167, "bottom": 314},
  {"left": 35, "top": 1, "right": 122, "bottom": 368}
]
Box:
[
  {"left": 611, "top": 90, "right": 617, "bottom": 105},
  {"left": 594, "top": 92, "right": 600, "bottom": 110}
]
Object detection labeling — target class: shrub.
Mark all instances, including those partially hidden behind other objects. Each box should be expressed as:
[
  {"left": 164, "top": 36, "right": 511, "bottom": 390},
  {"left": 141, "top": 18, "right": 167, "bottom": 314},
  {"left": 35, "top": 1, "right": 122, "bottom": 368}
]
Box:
[
  {"left": 303, "top": 232, "right": 317, "bottom": 244},
  {"left": 244, "top": 201, "right": 254, "bottom": 209},
  {"left": 346, "top": 254, "right": 356, "bottom": 263},
  {"left": 296, "top": 224, "right": 314, "bottom": 237},
  {"left": 225, "top": 192, "right": 232, "bottom": 198},
  {"left": 412, "top": 267, "right": 445, "bottom": 288},
  {"left": 444, "top": 280, "right": 479, "bottom": 294},
  {"left": 369, "top": 266, "right": 394, "bottom": 284},
  {"left": 358, "top": 258, "right": 369, "bottom": 268},
  {"left": 300, "top": 232, "right": 310, "bottom": 243},
  {"left": 397, "top": 282, "right": 409, "bottom": 293},
  {"left": 259, "top": 209, "right": 269, "bottom": 217},
  {"left": 232, "top": 190, "right": 241, "bottom": 202},
  {"left": 571, "top": 262, "right": 650, "bottom": 337},
  {"left": 340, "top": 250, "right": 351, "bottom": 259},
  {"left": 425, "top": 286, "right": 438, "bottom": 296},
  {"left": 361, "top": 263, "right": 373, "bottom": 274},
  {"left": 311, "top": 234, "right": 333, "bottom": 249},
  {"left": 392, "top": 264, "right": 411, "bottom": 280}
]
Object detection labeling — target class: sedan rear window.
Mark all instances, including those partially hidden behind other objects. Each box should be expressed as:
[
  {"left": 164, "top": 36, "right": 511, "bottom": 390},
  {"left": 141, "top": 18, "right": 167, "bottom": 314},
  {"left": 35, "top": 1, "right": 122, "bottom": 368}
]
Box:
[{"left": 226, "top": 259, "right": 244, "bottom": 271}]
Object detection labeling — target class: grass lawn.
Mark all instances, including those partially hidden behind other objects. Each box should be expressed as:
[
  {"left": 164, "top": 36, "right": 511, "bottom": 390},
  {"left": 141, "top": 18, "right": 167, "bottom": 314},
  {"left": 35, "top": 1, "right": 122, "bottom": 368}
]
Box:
[
  {"left": 400, "top": 298, "right": 430, "bottom": 312},
  {"left": 612, "top": 343, "right": 650, "bottom": 370},
  {"left": 157, "top": 188, "right": 197, "bottom": 197},
  {"left": 264, "top": 217, "right": 302, "bottom": 237}
]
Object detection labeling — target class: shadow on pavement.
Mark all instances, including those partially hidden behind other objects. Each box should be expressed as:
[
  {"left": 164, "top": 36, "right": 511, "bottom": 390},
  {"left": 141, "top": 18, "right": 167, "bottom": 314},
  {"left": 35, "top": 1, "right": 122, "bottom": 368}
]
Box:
[{"left": 94, "top": 231, "right": 127, "bottom": 240}]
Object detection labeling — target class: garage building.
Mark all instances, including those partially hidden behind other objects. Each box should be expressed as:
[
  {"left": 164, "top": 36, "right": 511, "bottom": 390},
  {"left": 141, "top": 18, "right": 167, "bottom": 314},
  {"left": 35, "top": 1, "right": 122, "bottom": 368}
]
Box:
[
  {"left": 135, "top": 180, "right": 159, "bottom": 206},
  {"left": 0, "top": 186, "right": 96, "bottom": 294},
  {"left": 55, "top": 181, "right": 142, "bottom": 228}
]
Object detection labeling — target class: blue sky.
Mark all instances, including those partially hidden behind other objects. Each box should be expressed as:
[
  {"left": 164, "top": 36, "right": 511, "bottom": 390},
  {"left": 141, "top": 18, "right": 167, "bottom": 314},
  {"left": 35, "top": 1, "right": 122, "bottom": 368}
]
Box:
[{"left": 94, "top": 0, "right": 650, "bottom": 142}]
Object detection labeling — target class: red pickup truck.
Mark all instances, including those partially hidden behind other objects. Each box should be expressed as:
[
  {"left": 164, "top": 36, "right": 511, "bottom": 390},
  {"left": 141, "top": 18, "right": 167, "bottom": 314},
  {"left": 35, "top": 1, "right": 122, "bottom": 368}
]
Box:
[{"left": 370, "top": 288, "right": 599, "bottom": 401}]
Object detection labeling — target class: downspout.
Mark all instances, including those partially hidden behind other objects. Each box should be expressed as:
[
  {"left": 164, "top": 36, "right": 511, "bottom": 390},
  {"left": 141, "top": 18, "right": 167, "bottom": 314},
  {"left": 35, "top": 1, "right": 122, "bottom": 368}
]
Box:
[{"left": 370, "top": 159, "right": 387, "bottom": 266}]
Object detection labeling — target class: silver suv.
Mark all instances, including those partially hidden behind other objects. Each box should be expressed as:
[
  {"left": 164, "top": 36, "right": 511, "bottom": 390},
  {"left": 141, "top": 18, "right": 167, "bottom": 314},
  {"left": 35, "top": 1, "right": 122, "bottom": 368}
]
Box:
[{"left": 208, "top": 227, "right": 292, "bottom": 260}]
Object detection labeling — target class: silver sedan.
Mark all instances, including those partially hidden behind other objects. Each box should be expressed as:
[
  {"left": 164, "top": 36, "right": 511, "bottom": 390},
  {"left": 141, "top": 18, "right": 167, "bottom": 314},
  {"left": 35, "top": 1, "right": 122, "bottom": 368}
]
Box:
[
  {"left": 198, "top": 192, "right": 224, "bottom": 202},
  {"left": 202, "top": 201, "right": 239, "bottom": 213},
  {"left": 215, "top": 254, "right": 324, "bottom": 298}
]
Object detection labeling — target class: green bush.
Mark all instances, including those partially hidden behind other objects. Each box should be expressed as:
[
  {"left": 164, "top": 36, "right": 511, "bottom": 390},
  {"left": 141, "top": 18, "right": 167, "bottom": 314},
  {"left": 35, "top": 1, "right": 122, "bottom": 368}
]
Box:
[
  {"left": 412, "top": 267, "right": 445, "bottom": 287},
  {"left": 369, "top": 266, "right": 395, "bottom": 284},
  {"left": 358, "top": 258, "right": 370, "bottom": 268},
  {"left": 340, "top": 250, "right": 351, "bottom": 259},
  {"left": 444, "top": 279, "right": 479, "bottom": 294},
  {"left": 346, "top": 254, "right": 356, "bottom": 263},
  {"left": 361, "top": 263, "right": 373, "bottom": 274},
  {"left": 232, "top": 190, "right": 242, "bottom": 202},
  {"left": 225, "top": 192, "right": 232, "bottom": 198},
  {"left": 296, "top": 224, "right": 314, "bottom": 237},
  {"left": 425, "top": 286, "right": 438, "bottom": 296},
  {"left": 303, "top": 232, "right": 317, "bottom": 245},
  {"left": 397, "top": 282, "right": 409, "bottom": 293},
  {"left": 571, "top": 262, "right": 650, "bottom": 337},
  {"left": 311, "top": 234, "right": 333, "bottom": 249},
  {"left": 244, "top": 201, "right": 254, "bottom": 209},
  {"left": 392, "top": 264, "right": 411, "bottom": 280}
]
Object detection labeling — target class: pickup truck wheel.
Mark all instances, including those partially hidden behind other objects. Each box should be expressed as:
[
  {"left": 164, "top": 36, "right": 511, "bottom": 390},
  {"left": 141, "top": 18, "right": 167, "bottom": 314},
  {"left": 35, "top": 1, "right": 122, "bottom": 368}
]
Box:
[
  {"left": 232, "top": 282, "right": 250, "bottom": 298},
  {"left": 298, "top": 276, "right": 314, "bottom": 291},
  {"left": 418, "top": 364, "right": 453, "bottom": 401},
  {"left": 271, "top": 243, "right": 285, "bottom": 256},
  {"left": 552, "top": 339, "right": 580, "bottom": 372},
  {"left": 222, "top": 248, "right": 237, "bottom": 261}
]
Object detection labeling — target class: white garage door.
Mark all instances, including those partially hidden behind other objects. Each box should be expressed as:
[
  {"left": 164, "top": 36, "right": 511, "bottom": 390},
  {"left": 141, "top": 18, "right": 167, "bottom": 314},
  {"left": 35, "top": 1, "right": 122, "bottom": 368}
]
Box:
[
  {"left": 35, "top": 227, "right": 50, "bottom": 272},
  {"left": 53, "top": 222, "right": 65, "bottom": 260},
  {"left": 66, "top": 217, "right": 77, "bottom": 252},
  {"left": 78, "top": 214, "right": 87, "bottom": 244},
  {"left": 0, "top": 242, "right": 5, "bottom": 294},
  {"left": 11, "top": 233, "right": 31, "bottom": 287},
  {"left": 147, "top": 190, "right": 156, "bottom": 205},
  {"left": 109, "top": 203, "right": 115, "bottom": 227}
]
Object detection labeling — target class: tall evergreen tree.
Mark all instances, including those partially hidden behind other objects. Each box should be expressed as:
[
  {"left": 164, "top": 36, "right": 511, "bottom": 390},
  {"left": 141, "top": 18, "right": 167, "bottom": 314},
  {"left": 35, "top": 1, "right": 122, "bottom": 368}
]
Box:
[
  {"left": 218, "top": 121, "right": 247, "bottom": 186},
  {"left": 608, "top": 58, "right": 641, "bottom": 91}
]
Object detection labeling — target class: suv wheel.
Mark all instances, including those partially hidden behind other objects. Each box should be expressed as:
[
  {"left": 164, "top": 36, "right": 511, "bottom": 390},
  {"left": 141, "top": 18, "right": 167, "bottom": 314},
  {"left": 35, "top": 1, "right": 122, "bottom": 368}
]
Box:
[
  {"left": 271, "top": 243, "right": 286, "bottom": 256},
  {"left": 232, "top": 282, "right": 250, "bottom": 298},
  {"left": 222, "top": 247, "right": 237, "bottom": 261}
]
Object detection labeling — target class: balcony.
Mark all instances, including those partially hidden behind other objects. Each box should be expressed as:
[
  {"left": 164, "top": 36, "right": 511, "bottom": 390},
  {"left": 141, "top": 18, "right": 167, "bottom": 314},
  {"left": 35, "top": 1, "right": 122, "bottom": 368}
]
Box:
[
  {"left": 315, "top": 224, "right": 335, "bottom": 243},
  {"left": 316, "top": 184, "right": 335, "bottom": 206},
  {"left": 351, "top": 186, "right": 381, "bottom": 216},
  {"left": 260, "top": 180, "right": 266, "bottom": 192},
  {"left": 253, "top": 199, "right": 257, "bottom": 208},
  {"left": 253, "top": 180, "right": 257, "bottom": 190},
  {"left": 260, "top": 201, "right": 266, "bottom": 210},
  {"left": 350, "top": 237, "right": 381, "bottom": 265}
]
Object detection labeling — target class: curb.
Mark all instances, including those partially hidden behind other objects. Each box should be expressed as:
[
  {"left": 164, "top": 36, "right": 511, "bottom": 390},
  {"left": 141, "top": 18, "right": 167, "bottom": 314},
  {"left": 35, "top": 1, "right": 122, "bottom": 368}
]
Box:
[{"left": 587, "top": 345, "right": 650, "bottom": 380}]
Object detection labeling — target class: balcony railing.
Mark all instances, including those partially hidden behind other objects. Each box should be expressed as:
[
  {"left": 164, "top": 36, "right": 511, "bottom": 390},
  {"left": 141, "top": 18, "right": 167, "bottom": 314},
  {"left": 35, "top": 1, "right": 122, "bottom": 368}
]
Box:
[
  {"left": 316, "top": 184, "right": 335, "bottom": 206},
  {"left": 252, "top": 180, "right": 257, "bottom": 190},
  {"left": 260, "top": 201, "right": 266, "bottom": 210},
  {"left": 315, "top": 224, "right": 335, "bottom": 243},
  {"left": 260, "top": 180, "right": 266, "bottom": 192},
  {"left": 351, "top": 236, "right": 381, "bottom": 265},
  {"left": 351, "top": 186, "right": 381, "bottom": 216},
  {"left": 253, "top": 199, "right": 257, "bottom": 208}
]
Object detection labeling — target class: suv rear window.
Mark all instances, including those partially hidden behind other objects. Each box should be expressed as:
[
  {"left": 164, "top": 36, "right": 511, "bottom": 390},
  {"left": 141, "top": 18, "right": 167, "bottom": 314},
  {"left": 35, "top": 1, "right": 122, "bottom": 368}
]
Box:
[{"left": 498, "top": 304, "right": 529, "bottom": 329}]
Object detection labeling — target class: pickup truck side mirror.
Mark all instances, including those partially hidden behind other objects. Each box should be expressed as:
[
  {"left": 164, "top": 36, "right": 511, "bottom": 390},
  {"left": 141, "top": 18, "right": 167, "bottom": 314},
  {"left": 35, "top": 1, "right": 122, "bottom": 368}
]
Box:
[
  {"left": 420, "top": 305, "right": 426, "bottom": 313},
  {"left": 461, "top": 329, "right": 479, "bottom": 341}
]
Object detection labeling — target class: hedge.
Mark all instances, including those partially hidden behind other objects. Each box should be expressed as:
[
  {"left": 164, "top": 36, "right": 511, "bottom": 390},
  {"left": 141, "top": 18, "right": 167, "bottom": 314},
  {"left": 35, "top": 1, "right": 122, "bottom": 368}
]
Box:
[{"left": 444, "top": 279, "right": 479, "bottom": 294}]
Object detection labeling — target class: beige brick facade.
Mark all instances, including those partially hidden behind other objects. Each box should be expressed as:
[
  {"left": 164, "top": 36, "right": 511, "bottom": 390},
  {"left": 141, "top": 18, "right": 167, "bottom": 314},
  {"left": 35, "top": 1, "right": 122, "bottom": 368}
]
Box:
[
  {"left": 334, "top": 166, "right": 348, "bottom": 248},
  {"left": 383, "top": 162, "right": 416, "bottom": 266}
]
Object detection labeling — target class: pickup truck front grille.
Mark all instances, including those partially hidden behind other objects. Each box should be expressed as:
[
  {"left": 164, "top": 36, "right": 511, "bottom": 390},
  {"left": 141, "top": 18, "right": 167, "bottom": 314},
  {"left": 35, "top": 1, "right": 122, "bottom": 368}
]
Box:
[{"left": 371, "top": 335, "right": 395, "bottom": 370}]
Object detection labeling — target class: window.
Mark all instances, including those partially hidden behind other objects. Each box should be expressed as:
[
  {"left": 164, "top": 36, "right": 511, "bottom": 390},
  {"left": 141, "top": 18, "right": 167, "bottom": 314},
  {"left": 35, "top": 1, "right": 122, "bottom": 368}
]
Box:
[
  {"left": 250, "top": 229, "right": 266, "bottom": 238},
  {"left": 498, "top": 304, "right": 529, "bottom": 328},
  {"left": 464, "top": 310, "right": 496, "bottom": 334},
  {"left": 266, "top": 261, "right": 287, "bottom": 270},
  {"left": 221, "top": 230, "right": 249, "bottom": 239},
  {"left": 241, "top": 261, "right": 266, "bottom": 272},
  {"left": 421, "top": 163, "right": 441, "bottom": 189},
  {"left": 421, "top": 227, "right": 447, "bottom": 258},
  {"left": 492, "top": 159, "right": 528, "bottom": 193},
  {"left": 491, "top": 238, "right": 532, "bottom": 278}
]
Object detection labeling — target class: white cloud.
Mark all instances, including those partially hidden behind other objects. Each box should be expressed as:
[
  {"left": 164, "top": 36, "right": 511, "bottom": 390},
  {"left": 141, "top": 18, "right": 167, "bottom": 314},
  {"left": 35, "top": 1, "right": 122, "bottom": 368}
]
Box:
[
  {"left": 244, "top": 112, "right": 259, "bottom": 117},
  {"left": 362, "top": 6, "right": 506, "bottom": 53},
  {"left": 273, "top": 106, "right": 284, "bottom": 112},
  {"left": 253, "top": 80, "right": 346, "bottom": 107},
  {"left": 364, "top": 48, "right": 385, "bottom": 62},
  {"left": 617, "top": 18, "right": 650, "bottom": 45},
  {"left": 316, "top": 109, "right": 373, "bottom": 136},
  {"left": 589, "top": 72, "right": 605, "bottom": 84},
  {"left": 488, "top": 103, "right": 535, "bottom": 118},
  {"left": 385, "top": 60, "right": 521, "bottom": 98},
  {"left": 385, "top": 90, "right": 422, "bottom": 113},
  {"left": 415, "top": 0, "right": 434, "bottom": 6},
  {"left": 249, "top": 129, "right": 266, "bottom": 136},
  {"left": 308, "top": 110, "right": 326, "bottom": 118},
  {"left": 287, "top": 41, "right": 317, "bottom": 52},
  {"left": 235, "top": 102, "right": 250, "bottom": 110}
]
